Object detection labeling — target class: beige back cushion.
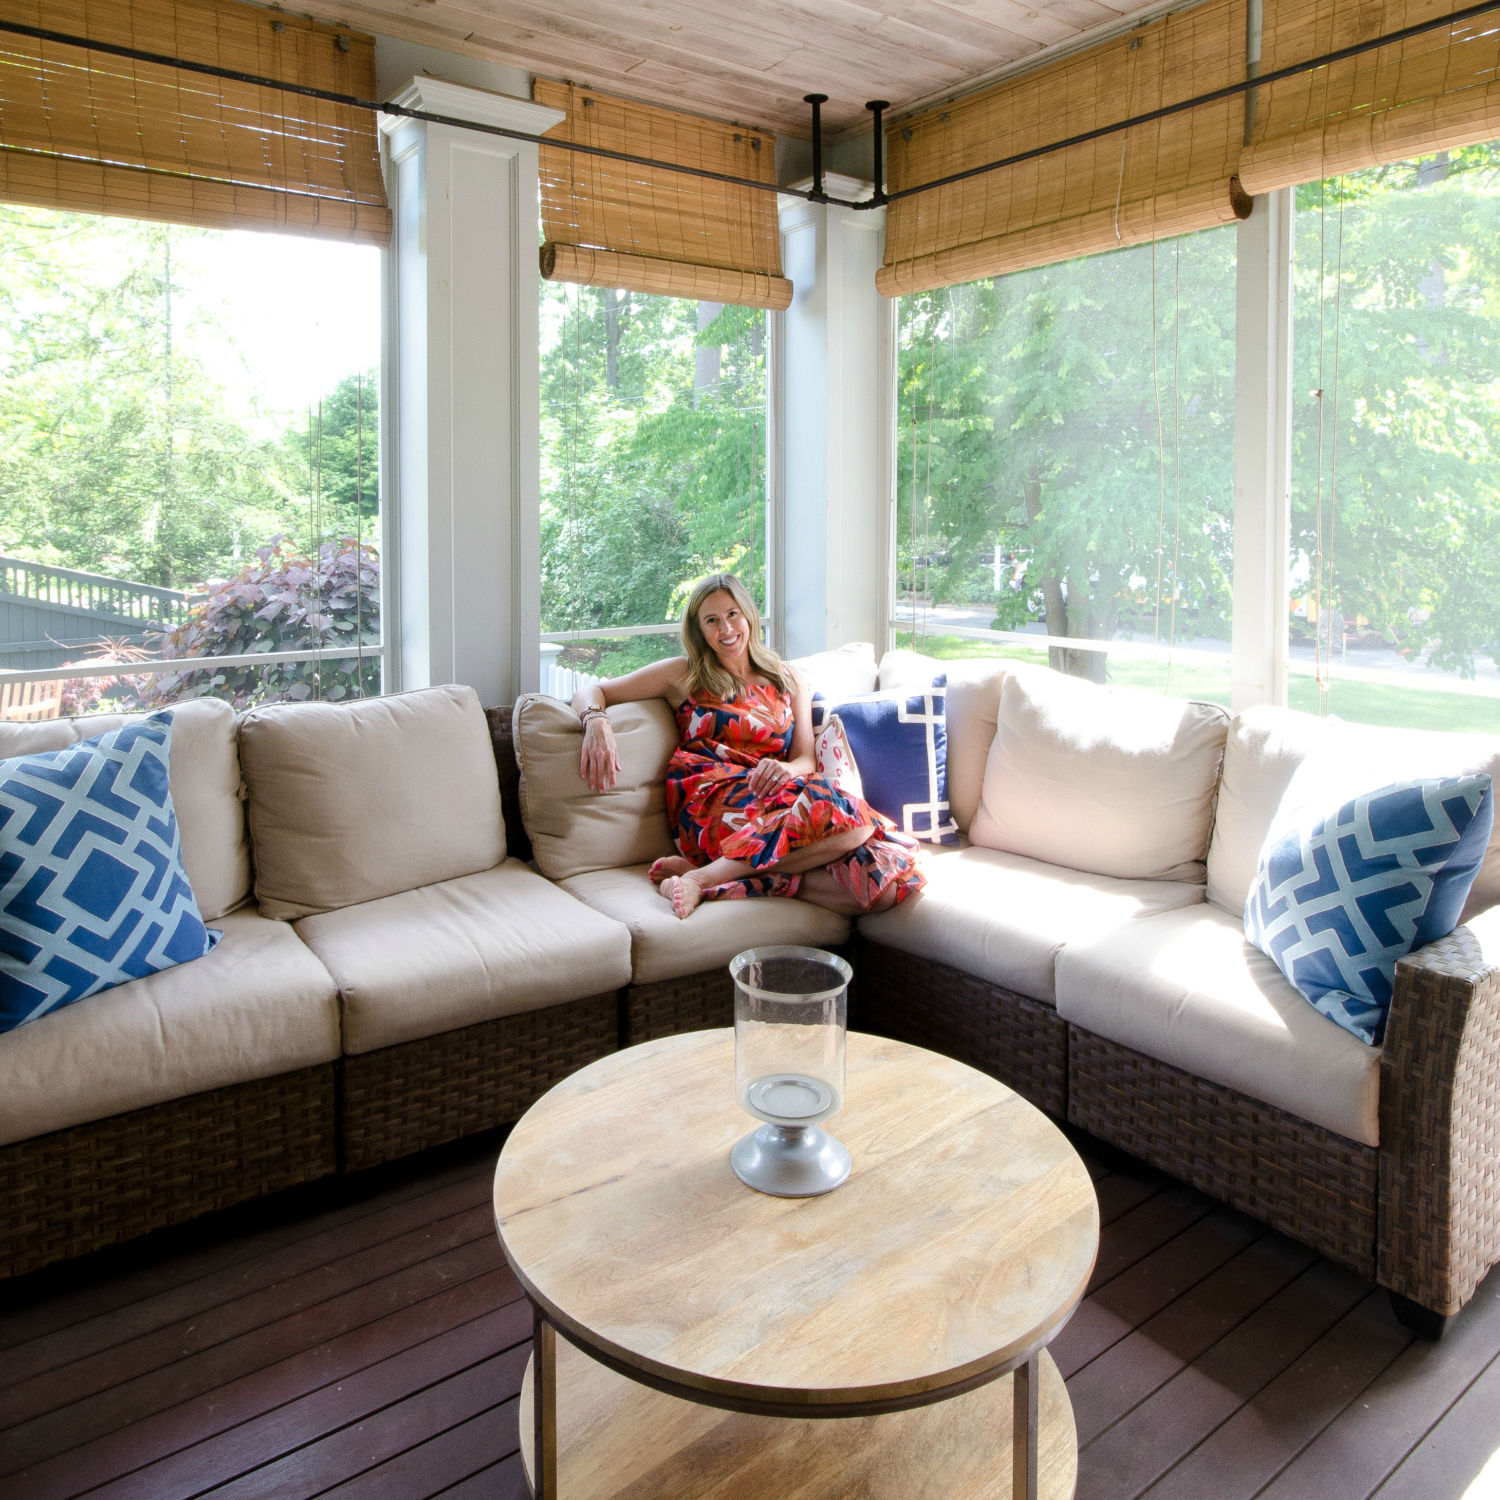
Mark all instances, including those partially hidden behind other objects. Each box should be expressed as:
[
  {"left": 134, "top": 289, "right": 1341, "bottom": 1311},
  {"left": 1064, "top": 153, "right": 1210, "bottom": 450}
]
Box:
[
  {"left": 970, "top": 666, "right": 1229, "bottom": 882},
  {"left": 515, "top": 694, "right": 678, "bottom": 881},
  {"left": 788, "top": 642, "right": 877, "bottom": 697},
  {"left": 878, "top": 650, "right": 1014, "bottom": 832},
  {"left": 0, "top": 697, "right": 248, "bottom": 922},
  {"left": 238, "top": 685, "right": 504, "bottom": 921},
  {"left": 1207, "top": 706, "right": 1500, "bottom": 921}
]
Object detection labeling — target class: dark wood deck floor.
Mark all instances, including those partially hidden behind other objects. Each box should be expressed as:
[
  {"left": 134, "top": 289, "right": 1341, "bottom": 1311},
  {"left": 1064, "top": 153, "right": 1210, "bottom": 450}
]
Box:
[{"left": 3, "top": 1127, "right": 1498, "bottom": 1500}]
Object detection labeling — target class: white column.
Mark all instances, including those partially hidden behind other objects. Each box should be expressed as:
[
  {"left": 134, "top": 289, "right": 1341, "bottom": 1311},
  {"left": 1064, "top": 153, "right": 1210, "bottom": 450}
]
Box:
[
  {"left": 1232, "top": 188, "right": 1295, "bottom": 711},
  {"left": 380, "top": 80, "right": 565, "bottom": 705},
  {"left": 773, "top": 178, "right": 891, "bottom": 659}
]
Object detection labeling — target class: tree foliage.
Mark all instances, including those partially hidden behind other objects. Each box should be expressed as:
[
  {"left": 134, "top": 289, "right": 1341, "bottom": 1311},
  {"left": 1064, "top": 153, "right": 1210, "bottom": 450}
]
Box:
[{"left": 540, "top": 285, "right": 766, "bottom": 646}]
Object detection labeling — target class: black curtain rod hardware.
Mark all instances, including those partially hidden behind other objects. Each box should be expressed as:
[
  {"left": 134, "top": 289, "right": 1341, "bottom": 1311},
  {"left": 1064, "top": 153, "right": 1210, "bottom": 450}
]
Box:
[
  {"left": 804, "top": 94, "right": 829, "bottom": 202},
  {"left": 866, "top": 101, "right": 890, "bottom": 206},
  {"left": 2, "top": 1, "right": 1499, "bottom": 217}
]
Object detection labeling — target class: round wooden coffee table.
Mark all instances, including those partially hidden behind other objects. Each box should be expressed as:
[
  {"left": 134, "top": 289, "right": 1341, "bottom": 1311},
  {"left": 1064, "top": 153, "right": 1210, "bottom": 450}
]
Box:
[{"left": 493, "top": 1029, "right": 1098, "bottom": 1499}]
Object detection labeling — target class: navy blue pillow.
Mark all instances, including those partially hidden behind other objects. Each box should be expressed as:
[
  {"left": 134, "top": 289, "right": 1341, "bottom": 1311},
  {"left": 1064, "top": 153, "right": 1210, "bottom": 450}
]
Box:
[
  {"left": 812, "top": 677, "right": 959, "bottom": 845},
  {"left": 0, "top": 711, "right": 220, "bottom": 1033},
  {"left": 1245, "top": 774, "right": 1493, "bottom": 1045}
]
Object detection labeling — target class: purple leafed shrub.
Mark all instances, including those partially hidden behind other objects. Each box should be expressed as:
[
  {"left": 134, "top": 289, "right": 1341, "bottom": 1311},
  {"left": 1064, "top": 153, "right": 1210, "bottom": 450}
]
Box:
[{"left": 141, "top": 537, "right": 381, "bottom": 712}]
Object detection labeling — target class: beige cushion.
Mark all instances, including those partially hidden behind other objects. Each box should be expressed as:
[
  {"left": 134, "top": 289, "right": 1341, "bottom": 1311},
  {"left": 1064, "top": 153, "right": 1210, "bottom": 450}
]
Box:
[
  {"left": 878, "top": 650, "right": 1014, "bottom": 832},
  {"left": 559, "top": 864, "right": 849, "bottom": 985},
  {"left": 1207, "top": 706, "right": 1500, "bottom": 922},
  {"left": 788, "top": 642, "right": 878, "bottom": 697},
  {"left": 858, "top": 843, "right": 1205, "bottom": 1003},
  {"left": 238, "top": 685, "right": 504, "bottom": 921},
  {"left": 970, "top": 667, "right": 1229, "bottom": 882},
  {"left": 515, "top": 694, "right": 678, "bottom": 882},
  {"left": 295, "top": 859, "right": 632, "bottom": 1055},
  {"left": 1055, "top": 903, "right": 1383, "bottom": 1146},
  {"left": 0, "top": 697, "right": 249, "bottom": 922},
  {"left": 0, "top": 908, "right": 339, "bottom": 1146}
]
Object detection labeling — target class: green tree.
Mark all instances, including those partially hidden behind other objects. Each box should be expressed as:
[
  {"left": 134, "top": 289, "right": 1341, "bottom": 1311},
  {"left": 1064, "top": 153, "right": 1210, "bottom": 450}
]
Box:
[{"left": 277, "top": 369, "right": 380, "bottom": 555}]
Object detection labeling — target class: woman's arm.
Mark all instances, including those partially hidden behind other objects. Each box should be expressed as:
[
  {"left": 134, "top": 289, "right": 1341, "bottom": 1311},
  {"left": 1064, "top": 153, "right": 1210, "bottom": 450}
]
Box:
[
  {"left": 746, "top": 666, "right": 816, "bottom": 797},
  {"left": 572, "top": 656, "right": 689, "bottom": 793}
]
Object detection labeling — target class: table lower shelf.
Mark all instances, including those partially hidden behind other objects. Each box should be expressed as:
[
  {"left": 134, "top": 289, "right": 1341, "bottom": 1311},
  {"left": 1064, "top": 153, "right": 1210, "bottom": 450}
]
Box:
[{"left": 519, "top": 1337, "right": 1077, "bottom": 1499}]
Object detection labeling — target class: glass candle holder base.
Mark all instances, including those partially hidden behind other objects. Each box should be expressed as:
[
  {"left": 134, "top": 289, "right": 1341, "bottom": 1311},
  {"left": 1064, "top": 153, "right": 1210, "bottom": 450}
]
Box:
[{"left": 731, "top": 1122, "right": 852, "bottom": 1198}]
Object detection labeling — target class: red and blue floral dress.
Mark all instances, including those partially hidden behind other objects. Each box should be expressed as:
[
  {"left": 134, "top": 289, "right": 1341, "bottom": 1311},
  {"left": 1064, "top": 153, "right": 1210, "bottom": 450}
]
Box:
[{"left": 666, "top": 682, "right": 925, "bottom": 910}]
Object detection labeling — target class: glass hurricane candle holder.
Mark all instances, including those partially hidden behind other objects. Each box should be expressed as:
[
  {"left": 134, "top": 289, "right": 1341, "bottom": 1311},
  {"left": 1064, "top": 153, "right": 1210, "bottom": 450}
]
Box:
[{"left": 729, "top": 945, "right": 853, "bottom": 1197}]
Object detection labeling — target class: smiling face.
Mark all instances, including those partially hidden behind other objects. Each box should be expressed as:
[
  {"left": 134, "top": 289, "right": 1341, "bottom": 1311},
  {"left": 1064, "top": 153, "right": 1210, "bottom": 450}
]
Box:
[{"left": 697, "top": 590, "right": 750, "bottom": 666}]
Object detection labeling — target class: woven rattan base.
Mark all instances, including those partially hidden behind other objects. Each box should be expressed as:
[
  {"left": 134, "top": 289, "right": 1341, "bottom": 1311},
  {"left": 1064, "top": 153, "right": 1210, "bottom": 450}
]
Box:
[
  {"left": 852, "top": 936, "right": 1068, "bottom": 1117},
  {"left": 339, "top": 992, "right": 620, "bottom": 1173},
  {"left": 0, "top": 1063, "right": 336, "bottom": 1280},
  {"left": 623, "top": 969, "right": 736, "bottom": 1046},
  {"left": 1068, "top": 1026, "right": 1379, "bottom": 1279}
]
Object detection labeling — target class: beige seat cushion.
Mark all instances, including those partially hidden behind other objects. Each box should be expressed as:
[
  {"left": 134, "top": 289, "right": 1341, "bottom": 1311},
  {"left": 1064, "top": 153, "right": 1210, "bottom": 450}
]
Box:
[
  {"left": 239, "top": 685, "right": 505, "bottom": 920},
  {"left": 857, "top": 843, "right": 1205, "bottom": 1003},
  {"left": 0, "top": 909, "right": 339, "bottom": 1147},
  {"left": 1207, "top": 706, "right": 1500, "bottom": 922},
  {"left": 559, "top": 865, "right": 849, "bottom": 986},
  {"left": 515, "top": 694, "right": 678, "bottom": 882},
  {"left": 878, "top": 650, "right": 1013, "bottom": 833},
  {"left": 296, "top": 859, "right": 633, "bottom": 1055},
  {"left": 970, "top": 666, "right": 1229, "bottom": 882},
  {"left": 0, "top": 697, "right": 248, "bottom": 921},
  {"left": 1055, "top": 903, "right": 1382, "bottom": 1146}
]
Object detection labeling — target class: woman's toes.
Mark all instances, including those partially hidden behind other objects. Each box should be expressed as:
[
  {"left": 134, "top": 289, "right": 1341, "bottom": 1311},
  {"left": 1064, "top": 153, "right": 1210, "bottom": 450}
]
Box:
[{"left": 663, "top": 875, "right": 703, "bottom": 920}]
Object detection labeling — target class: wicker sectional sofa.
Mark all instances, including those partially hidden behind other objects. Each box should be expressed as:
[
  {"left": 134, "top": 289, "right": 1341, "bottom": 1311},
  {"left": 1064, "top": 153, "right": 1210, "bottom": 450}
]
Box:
[{"left": 3, "top": 648, "right": 1498, "bottom": 1343}]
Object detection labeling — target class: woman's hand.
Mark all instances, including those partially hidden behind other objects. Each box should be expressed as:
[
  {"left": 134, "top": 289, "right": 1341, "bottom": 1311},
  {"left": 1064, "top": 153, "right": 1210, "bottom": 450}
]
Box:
[
  {"left": 747, "top": 758, "right": 794, "bottom": 799},
  {"left": 580, "top": 717, "right": 622, "bottom": 792}
]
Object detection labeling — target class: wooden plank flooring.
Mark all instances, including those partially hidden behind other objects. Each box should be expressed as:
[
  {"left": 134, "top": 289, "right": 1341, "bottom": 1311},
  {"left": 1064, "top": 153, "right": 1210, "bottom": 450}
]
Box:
[{"left": 3, "top": 1127, "right": 1499, "bottom": 1499}]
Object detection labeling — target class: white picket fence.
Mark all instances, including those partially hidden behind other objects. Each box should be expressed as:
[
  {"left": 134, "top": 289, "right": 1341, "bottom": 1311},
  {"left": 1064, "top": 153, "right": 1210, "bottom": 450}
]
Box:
[{"left": 540, "top": 657, "right": 605, "bottom": 703}]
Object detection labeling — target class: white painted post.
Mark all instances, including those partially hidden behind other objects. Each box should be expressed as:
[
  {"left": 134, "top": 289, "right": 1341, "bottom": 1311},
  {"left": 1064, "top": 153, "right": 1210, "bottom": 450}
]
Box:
[
  {"left": 1232, "top": 188, "right": 1295, "bottom": 711},
  {"left": 380, "top": 80, "right": 565, "bottom": 705},
  {"left": 774, "top": 178, "right": 892, "bottom": 659}
]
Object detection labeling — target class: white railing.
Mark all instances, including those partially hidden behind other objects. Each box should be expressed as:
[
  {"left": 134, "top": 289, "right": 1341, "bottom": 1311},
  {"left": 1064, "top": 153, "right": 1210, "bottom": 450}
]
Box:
[
  {"left": 541, "top": 659, "right": 606, "bottom": 703},
  {"left": 538, "top": 623, "right": 681, "bottom": 703}
]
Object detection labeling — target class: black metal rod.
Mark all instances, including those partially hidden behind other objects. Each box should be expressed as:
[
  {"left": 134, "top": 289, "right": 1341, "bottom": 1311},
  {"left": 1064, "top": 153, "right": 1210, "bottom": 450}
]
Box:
[
  {"left": 804, "top": 93, "right": 829, "bottom": 202},
  {"left": 867, "top": 100, "right": 890, "bottom": 205}
]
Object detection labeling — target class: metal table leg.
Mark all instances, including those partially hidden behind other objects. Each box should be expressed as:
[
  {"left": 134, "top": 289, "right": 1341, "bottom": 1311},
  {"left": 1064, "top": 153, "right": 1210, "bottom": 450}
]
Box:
[
  {"left": 533, "top": 1303, "right": 558, "bottom": 1499},
  {"left": 1012, "top": 1352, "right": 1038, "bottom": 1500}
]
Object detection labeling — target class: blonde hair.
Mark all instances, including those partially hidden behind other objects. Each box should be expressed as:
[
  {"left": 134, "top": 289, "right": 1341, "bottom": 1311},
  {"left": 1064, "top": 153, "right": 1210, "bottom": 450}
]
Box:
[{"left": 681, "top": 574, "right": 793, "bottom": 703}]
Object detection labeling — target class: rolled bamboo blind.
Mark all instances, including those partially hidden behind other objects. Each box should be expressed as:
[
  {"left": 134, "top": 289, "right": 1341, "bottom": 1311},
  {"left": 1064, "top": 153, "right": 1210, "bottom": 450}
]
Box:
[
  {"left": 0, "top": 0, "right": 389, "bottom": 242},
  {"left": 535, "top": 78, "right": 791, "bottom": 312},
  {"left": 1239, "top": 0, "right": 1500, "bottom": 193},
  {"left": 879, "top": 0, "right": 1251, "bottom": 297}
]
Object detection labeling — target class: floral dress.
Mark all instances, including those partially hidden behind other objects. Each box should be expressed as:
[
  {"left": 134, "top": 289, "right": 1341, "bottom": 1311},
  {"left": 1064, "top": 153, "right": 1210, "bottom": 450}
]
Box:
[{"left": 666, "top": 682, "right": 925, "bottom": 910}]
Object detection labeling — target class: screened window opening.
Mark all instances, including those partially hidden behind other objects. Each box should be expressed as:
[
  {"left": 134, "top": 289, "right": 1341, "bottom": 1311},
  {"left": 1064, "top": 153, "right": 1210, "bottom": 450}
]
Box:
[
  {"left": 539, "top": 281, "right": 767, "bottom": 701},
  {"left": 1291, "top": 144, "right": 1500, "bottom": 734},
  {"left": 0, "top": 207, "right": 381, "bottom": 718},
  {"left": 896, "top": 221, "right": 1237, "bottom": 706}
]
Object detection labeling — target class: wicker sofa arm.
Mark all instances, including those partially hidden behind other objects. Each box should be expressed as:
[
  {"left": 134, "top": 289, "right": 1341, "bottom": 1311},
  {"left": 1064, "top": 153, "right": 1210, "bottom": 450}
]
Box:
[{"left": 1378, "top": 906, "right": 1500, "bottom": 1316}]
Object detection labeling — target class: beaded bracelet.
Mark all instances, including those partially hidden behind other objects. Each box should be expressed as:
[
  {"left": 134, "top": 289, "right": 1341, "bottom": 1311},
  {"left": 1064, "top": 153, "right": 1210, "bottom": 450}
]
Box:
[{"left": 580, "top": 706, "right": 609, "bottom": 727}]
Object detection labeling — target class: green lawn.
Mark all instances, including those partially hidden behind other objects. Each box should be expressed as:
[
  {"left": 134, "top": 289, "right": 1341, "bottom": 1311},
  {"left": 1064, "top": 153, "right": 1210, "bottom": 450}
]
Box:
[{"left": 895, "top": 633, "right": 1500, "bottom": 735}]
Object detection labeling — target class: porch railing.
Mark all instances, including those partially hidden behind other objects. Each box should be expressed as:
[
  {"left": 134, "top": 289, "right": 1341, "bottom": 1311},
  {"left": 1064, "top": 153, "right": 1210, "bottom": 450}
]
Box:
[{"left": 0, "top": 555, "right": 193, "bottom": 627}]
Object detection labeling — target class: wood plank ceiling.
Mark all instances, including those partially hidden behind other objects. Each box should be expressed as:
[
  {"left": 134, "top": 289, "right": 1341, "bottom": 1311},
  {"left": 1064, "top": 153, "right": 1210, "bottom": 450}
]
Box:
[{"left": 329, "top": 0, "right": 1158, "bottom": 137}]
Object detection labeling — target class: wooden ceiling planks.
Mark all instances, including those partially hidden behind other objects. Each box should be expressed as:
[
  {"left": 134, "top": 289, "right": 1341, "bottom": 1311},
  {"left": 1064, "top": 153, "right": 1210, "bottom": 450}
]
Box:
[{"left": 331, "top": 0, "right": 1149, "bottom": 136}]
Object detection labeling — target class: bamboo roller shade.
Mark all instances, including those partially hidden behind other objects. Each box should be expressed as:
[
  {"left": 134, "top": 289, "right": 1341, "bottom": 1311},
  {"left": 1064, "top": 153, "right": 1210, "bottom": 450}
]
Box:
[
  {"left": 879, "top": 0, "right": 1250, "bottom": 297},
  {"left": 535, "top": 78, "right": 791, "bottom": 312},
  {"left": 0, "top": 0, "right": 388, "bottom": 243},
  {"left": 1240, "top": 0, "right": 1500, "bottom": 193}
]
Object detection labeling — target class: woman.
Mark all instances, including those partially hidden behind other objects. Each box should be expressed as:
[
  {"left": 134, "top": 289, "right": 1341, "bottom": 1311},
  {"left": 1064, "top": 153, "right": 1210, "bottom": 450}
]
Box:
[{"left": 574, "top": 574, "right": 924, "bottom": 920}]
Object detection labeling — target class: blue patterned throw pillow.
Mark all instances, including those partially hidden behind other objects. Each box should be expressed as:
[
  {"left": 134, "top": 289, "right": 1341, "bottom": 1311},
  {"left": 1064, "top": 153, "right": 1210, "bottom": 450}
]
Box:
[
  {"left": 0, "top": 711, "right": 220, "bottom": 1034},
  {"left": 812, "top": 677, "right": 959, "bottom": 845},
  {"left": 1245, "top": 774, "right": 1493, "bottom": 1045}
]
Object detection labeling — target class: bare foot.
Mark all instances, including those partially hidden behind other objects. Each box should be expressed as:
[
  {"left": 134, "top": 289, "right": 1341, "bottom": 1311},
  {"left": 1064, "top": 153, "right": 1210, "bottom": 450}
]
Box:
[
  {"left": 649, "top": 856, "right": 694, "bottom": 885},
  {"left": 660, "top": 874, "right": 705, "bottom": 919}
]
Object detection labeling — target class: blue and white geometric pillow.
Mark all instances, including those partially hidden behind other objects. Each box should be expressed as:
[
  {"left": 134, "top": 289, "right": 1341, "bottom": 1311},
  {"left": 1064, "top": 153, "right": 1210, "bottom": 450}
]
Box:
[
  {"left": 0, "top": 711, "right": 220, "bottom": 1034},
  {"left": 811, "top": 676, "right": 959, "bottom": 845},
  {"left": 1245, "top": 774, "right": 1493, "bottom": 1046}
]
